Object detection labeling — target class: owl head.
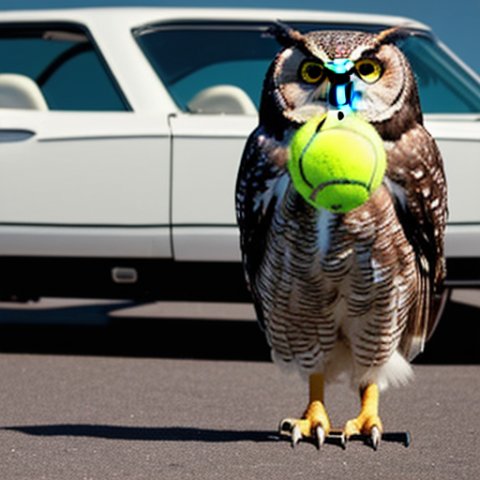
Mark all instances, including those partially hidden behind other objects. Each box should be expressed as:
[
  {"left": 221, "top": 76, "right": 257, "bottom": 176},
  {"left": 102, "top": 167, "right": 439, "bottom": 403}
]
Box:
[{"left": 259, "top": 23, "right": 423, "bottom": 141}]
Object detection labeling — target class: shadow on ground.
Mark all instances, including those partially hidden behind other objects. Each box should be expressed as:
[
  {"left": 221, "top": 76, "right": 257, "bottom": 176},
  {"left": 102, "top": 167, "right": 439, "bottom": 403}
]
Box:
[
  {"left": 2, "top": 424, "right": 408, "bottom": 448},
  {"left": 0, "top": 299, "right": 477, "bottom": 364},
  {"left": 3, "top": 424, "right": 277, "bottom": 442}
]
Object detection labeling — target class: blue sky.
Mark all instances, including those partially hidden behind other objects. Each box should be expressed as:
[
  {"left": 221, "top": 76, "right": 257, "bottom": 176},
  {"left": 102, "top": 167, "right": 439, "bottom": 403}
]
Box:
[{"left": 0, "top": 0, "right": 478, "bottom": 73}]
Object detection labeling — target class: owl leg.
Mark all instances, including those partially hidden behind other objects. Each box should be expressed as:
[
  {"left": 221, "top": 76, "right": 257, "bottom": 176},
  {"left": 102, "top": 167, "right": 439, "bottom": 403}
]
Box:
[
  {"left": 344, "top": 383, "right": 383, "bottom": 449},
  {"left": 279, "top": 373, "right": 331, "bottom": 449}
]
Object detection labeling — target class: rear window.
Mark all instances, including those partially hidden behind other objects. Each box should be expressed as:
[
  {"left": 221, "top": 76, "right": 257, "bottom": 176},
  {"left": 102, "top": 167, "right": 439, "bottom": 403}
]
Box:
[{"left": 0, "top": 24, "right": 129, "bottom": 111}]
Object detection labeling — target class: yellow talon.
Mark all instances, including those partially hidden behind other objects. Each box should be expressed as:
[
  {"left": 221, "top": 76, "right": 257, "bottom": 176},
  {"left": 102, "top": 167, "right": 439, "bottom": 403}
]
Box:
[
  {"left": 344, "top": 383, "right": 383, "bottom": 446},
  {"left": 279, "top": 373, "right": 331, "bottom": 447}
]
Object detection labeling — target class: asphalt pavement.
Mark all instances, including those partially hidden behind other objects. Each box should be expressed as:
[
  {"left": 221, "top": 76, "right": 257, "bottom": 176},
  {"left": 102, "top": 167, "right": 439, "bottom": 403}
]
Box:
[{"left": 0, "top": 293, "right": 479, "bottom": 479}]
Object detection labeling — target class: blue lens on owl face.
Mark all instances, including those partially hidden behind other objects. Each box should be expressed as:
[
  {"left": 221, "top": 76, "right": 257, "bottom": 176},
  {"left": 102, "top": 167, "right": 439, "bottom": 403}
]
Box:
[
  {"left": 328, "top": 82, "right": 356, "bottom": 109},
  {"left": 326, "top": 59, "right": 355, "bottom": 75},
  {"left": 350, "top": 89, "right": 363, "bottom": 112},
  {"left": 325, "top": 59, "right": 359, "bottom": 110},
  {"left": 332, "top": 83, "right": 347, "bottom": 105}
]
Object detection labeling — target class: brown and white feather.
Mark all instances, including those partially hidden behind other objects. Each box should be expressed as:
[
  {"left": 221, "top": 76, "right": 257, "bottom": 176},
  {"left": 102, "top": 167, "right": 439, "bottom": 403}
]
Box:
[{"left": 235, "top": 26, "right": 447, "bottom": 391}]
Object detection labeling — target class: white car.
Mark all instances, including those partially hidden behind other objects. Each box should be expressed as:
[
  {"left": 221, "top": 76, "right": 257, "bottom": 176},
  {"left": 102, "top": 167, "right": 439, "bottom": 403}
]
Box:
[{"left": 0, "top": 7, "right": 478, "bottom": 301}]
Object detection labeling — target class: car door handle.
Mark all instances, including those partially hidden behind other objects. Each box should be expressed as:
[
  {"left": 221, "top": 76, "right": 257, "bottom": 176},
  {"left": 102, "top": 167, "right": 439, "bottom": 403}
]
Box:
[{"left": 0, "top": 129, "right": 35, "bottom": 142}]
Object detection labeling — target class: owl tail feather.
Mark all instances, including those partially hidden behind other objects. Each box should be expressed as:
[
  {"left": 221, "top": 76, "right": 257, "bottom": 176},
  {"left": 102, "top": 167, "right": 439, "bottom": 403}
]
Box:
[{"left": 357, "top": 351, "right": 414, "bottom": 392}]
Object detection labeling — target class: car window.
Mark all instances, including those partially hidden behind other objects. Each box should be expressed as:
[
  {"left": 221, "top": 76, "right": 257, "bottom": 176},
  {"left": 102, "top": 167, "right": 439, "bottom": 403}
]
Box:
[
  {"left": 135, "top": 23, "right": 480, "bottom": 115},
  {"left": 135, "top": 26, "right": 276, "bottom": 112},
  {"left": 400, "top": 35, "right": 480, "bottom": 114},
  {"left": 0, "top": 25, "right": 129, "bottom": 111}
]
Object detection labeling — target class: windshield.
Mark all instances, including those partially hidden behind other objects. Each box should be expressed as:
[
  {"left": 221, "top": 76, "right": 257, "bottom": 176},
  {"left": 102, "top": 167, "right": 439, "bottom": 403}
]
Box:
[{"left": 135, "top": 22, "right": 480, "bottom": 115}]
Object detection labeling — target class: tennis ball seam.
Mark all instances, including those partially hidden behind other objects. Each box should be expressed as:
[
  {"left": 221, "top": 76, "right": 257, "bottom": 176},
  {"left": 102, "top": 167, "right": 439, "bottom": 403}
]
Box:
[
  {"left": 309, "top": 178, "right": 369, "bottom": 203},
  {"left": 298, "top": 131, "right": 318, "bottom": 189},
  {"left": 363, "top": 133, "right": 382, "bottom": 192},
  {"left": 299, "top": 127, "right": 380, "bottom": 192}
]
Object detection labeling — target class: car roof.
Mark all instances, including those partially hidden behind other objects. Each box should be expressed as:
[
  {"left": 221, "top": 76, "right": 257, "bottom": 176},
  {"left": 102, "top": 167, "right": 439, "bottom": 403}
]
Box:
[{"left": 0, "top": 7, "right": 431, "bottom": 32}]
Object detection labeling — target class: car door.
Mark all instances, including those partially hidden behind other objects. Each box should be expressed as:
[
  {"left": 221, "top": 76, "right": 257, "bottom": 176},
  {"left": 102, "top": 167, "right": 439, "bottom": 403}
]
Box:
[
  {"left": 169, "top": 113, "right": 257, "bottom": 261},
  {"left": 0, "top": 23, "right": 171, "bottom": 259},
  {"left": 425, "top": 116, "right": 480, "bottom": 261},
  {"left": 0, "top": 110, "right": 171, "bottom": 258},
  {"left": 133, "top": 22, "right": 275, "bottom": 262}
]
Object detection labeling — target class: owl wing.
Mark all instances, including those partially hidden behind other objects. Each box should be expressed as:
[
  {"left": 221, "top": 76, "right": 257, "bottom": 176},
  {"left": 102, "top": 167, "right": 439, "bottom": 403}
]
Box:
[
  {"left": 386, "top": 124, "right": 448, "bottom": 360},
  {"left": 235, "top": 127, "right": 289, "bottom": 330}
]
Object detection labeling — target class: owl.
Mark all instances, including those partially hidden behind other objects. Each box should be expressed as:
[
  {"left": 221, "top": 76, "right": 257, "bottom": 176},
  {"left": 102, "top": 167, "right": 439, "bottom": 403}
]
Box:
[{"left": 235, "top": 24, "right": 447, "bottom": 449}]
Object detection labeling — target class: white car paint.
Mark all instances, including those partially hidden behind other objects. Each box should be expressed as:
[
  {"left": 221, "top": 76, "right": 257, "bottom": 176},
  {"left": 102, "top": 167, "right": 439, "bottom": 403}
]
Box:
[
  {"left": 0, "top": 110, "right": 172, "bottom": 257},
  {"left": 170, "top": 114, "right": 257, "bottom": 261}
]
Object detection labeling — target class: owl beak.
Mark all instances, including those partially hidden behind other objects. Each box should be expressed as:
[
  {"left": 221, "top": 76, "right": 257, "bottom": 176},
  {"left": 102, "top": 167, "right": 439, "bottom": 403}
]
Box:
[{"left": 325, "top": 59, "right": 357, "bottom": 110}]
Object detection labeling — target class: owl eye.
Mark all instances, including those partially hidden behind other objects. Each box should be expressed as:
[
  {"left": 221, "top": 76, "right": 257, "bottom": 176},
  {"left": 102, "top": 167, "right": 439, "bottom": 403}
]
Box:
[
  {"left": 299, "top": 60, "right": 325, "bottom": 84},
  {"left": 355, "top": 58, "right": 383, "bottom": 83}
]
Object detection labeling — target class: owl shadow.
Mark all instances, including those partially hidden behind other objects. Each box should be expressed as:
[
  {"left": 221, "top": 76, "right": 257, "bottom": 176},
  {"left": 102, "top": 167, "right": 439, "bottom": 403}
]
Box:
[
  {"left": 1, "top": 424, "right": 410, "bottom": 448},
  {"left": 2, "top": 424, "right": 277, "bottom": 443}
]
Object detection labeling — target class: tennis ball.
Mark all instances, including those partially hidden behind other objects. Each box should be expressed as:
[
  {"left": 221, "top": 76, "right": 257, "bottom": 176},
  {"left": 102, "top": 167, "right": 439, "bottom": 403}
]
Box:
[{"left": 288, "top": 111, "right": 386, "bottom": 213}]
